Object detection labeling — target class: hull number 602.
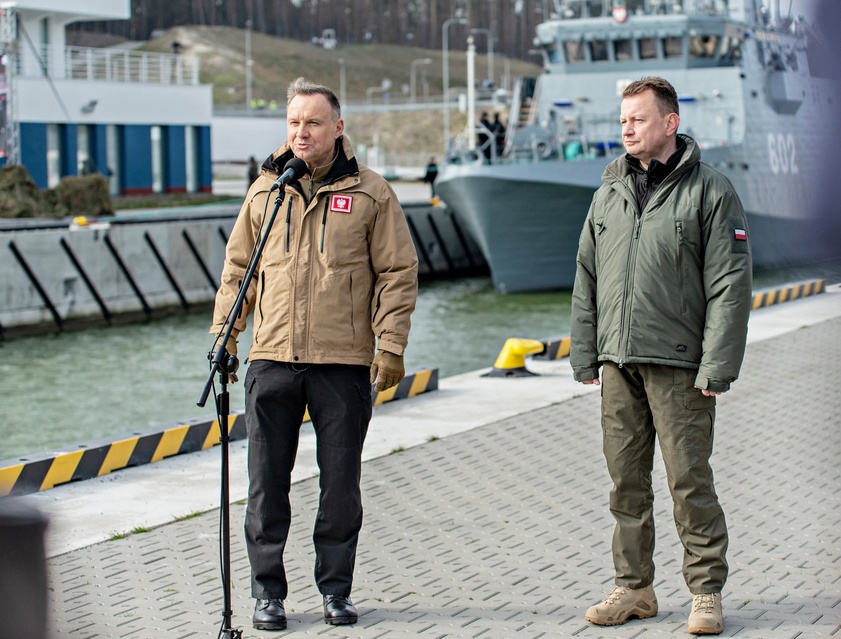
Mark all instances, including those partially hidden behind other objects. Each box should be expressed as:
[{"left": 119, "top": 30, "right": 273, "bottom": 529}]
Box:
[{"left": 768, "top": 132, "right": 799, "bottom": 175}]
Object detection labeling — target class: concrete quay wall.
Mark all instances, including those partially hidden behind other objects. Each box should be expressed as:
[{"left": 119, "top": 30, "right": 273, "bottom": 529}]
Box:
[{"left": 0, "top": 202, "right": 485, "bottom": 338}]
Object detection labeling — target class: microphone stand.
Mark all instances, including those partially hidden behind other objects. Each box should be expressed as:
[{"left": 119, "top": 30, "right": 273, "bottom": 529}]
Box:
[{"left": 197, "top": 186, "right": 289, "bottom": 639}]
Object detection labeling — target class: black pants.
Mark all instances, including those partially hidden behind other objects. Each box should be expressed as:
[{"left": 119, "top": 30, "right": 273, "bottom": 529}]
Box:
[{"left": 244, "top": 361, "right": 372, "bottom": 599}]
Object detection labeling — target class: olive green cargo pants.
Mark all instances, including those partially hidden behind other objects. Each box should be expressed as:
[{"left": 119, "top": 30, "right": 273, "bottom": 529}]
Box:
[{"left": 600, "top": 362, "right": 728, "bottom": 594}]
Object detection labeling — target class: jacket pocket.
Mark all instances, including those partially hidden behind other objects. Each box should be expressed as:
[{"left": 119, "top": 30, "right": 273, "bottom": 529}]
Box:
[
  {"left": 253, "top": 268, "right": 292, "bottom": 350},
  {"left": 311, "top": 267, "right": 372, "bottom": 353}
]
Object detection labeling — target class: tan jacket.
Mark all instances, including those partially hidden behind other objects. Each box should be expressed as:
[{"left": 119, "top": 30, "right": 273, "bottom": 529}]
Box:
[{"left": 211, "top": 138, "right": 418, "bottom": 366}]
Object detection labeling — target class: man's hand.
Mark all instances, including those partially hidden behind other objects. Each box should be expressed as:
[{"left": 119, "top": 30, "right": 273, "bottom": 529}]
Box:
[
  {"left": 212, "top": 338, "right": 239, "bottom": 384},
  {"left": 370, "top": 350, "right": 405, "bottom": 392},
  {"left": 581, "top": 378, "right": 600, "bottom": 385},
  {"left": 701, "top": 389, "right": 721, "bottom": 396}
]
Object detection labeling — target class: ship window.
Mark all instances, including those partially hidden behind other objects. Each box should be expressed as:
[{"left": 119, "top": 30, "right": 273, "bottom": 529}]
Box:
[
  {"left": 614, "top": 39, "right": 633, "bottom": 61},
  {"left": 663, "top": 36, "right": 683, "bottom": 58},
  {"left": 720, "top": 35, "right": 742, "bottom": 61},
  {"left": 589, "top": 39, "right": 608, "bottom": 62},
  {"left": 690, "top": 35, "right": 718, "bottom": 58},
  {"left": 564, "top": 40, "right": 585, "bottom": 63},
  {"left": 638, "top": 38, "right": 658, "bottom": 60}
]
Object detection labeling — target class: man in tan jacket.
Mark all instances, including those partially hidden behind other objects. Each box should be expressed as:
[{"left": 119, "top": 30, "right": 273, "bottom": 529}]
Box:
[{"left": 210, "top": 77, "right": 418, "bottom": 630}]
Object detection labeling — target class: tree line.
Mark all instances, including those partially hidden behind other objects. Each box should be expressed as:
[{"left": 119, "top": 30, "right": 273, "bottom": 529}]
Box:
[{"left": 68, "top": 0, "right": 553, "bottom": 62}]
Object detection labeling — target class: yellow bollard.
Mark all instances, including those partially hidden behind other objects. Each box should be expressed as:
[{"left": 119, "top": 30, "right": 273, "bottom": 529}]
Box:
[{"left": 483, "top": 337, "right": 545, "bottom": 377}]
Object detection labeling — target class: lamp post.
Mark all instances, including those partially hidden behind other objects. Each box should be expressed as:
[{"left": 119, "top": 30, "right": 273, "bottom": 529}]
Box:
[
  {"left": 245, "top": 19, "right": 253, "bottom": 113},
  {"left": 410, "top": 57, "right": 432, "bottom": 104},
  {"left": 338, "top": 57, "right": 347, "bottom": 108},
  {"left": 470, "top": 28, "right": 494, "bottom": 86},
  {"left": 366, "top": 78, "right": 392, "bottom": 104},
  {"left": 496, "top": 52, "right": 511, "bottom": 92},
  {"left": 442, "top": 14, "right": 467, "bottom": 156},
  {"left": 466, "top": 36, "right": 476, "bottom": 152}
]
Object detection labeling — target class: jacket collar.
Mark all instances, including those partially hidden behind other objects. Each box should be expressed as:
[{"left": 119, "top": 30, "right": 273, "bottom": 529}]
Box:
[
  {"left": 604, "top": 133, "right": 699, "bottom": 184},
  {"left": 625, "top": 136, "right": 687, "bottom": 180},
  {"left": 263, "top": 136, "right": 360, "bottom": 186}
]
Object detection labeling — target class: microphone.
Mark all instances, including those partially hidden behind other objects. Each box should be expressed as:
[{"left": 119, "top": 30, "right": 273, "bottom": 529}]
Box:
[{"left": 269, "top": 157, "right": 308, "bottom": 192}]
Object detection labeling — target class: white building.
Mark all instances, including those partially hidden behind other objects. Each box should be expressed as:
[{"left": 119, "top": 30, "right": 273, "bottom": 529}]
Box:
[{"left": 1, "top": 0, "right": 213, "bottom": 194}]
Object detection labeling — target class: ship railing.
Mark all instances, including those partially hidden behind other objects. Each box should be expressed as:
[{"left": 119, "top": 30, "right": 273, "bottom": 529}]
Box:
[{"left": 13, "top": 44, "right": 200, "bottom": 86}]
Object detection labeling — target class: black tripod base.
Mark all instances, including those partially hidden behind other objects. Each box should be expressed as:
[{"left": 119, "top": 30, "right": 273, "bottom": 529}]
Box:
[{"left": 219, "top": 627, "right": 242, "bottom": 639}]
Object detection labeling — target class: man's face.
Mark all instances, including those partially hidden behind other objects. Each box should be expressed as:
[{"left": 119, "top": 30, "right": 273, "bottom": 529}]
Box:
[
  {"left": 287, "top": 93, "right": 343, "bottom": 170},
  {"left": 620, "top": 90, "right": 679, "bottom": 168}
]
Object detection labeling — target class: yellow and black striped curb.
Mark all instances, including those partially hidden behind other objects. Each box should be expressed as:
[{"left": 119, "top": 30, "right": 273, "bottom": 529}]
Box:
[
  {"left": 0, "top": 368, "right": 438, "bottom": 498},
  {"left": 751, "top": 278, "right": 825, "bottom": 310},
  {"left": 511, "top": 279, "right": 829, "bottom": 368}
]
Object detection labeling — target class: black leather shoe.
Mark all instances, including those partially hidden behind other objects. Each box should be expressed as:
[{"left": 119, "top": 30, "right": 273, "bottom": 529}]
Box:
[
  {"left": 323, "top": 594, "right": 358, "bottom": 625},
  {"left": 253, "top": 598, "right": 287, "bottom": 631}
]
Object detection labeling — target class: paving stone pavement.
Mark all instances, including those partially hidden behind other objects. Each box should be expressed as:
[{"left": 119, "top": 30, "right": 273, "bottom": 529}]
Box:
[{"left": 46, "top": 317, "right": 841, "bottom": 638}]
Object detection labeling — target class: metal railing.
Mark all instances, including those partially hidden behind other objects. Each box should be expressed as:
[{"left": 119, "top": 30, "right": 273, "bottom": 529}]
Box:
[{"left": 15, "top": 45, "right": 200, "bottom": 86}]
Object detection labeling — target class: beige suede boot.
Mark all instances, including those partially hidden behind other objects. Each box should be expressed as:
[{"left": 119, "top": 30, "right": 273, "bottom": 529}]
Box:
[
  {"left": 688, "top": 593, "right": 723, "bottom": 635},
  {"left": 585, "top": 584, "right": 658, "bottom": 626}
]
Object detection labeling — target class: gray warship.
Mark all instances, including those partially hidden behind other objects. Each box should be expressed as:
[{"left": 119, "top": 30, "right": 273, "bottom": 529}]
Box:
[{"left": 434, "top": 0, "right": 840, "bottom": 292}]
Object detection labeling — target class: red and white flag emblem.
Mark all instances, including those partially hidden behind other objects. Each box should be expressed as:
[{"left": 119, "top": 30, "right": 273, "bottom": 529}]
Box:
[
  {"left": 330, "top": 194, "right": 353, "bottom": 213},
  {"left": 734, "top": 228, "right": 747, "bottom": 241}
]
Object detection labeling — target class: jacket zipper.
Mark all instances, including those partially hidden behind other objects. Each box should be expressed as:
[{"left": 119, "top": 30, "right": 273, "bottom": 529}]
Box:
[
  {"left": 676, "top": 221, "right": 688, "bottom": 314},
  {"left": 319, "top": 200, "right": 328, "bottom": 253},
  {"left": 618, "top": 215, "right": 642, "bottom": 367},
  {"left": 254, "top": 271, "right": 265, "bottom": 345},
  {"left": 284, "top": 198, "right": 293, "bottom": 252}
]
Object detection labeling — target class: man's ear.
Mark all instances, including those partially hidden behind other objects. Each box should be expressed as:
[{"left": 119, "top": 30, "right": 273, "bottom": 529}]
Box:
[{"left": 665, "top": 112, "right": 680, "bottom": 136}]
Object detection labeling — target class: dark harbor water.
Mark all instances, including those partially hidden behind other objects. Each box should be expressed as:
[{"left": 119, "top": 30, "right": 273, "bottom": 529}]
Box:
[{"left": 2, "top": 259, "right": 839, "bottom": 460}]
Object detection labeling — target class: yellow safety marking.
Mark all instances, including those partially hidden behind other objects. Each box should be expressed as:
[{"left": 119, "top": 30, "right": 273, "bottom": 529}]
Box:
[
  {"left": 408, "top": 370, "right": 432, "bottom": 397},
  {"left": 99, "top": 437, "right": 139, "bottom": 476},
  {"left": 151, "top": 425, "right": 190, "bottom": 463},
  {"left": 304, "top": 407, "right": 311, "bottom": 422},
  {"left": 556, "top": 337, "right": 571, "bottom": 359},
  {"left": 751, "top": 293, "right": 761, "bottom": 310},
  {"left": 779, "top": 288, "right": 789, "bottom": 303},
  {"left": 41, "top": 450, "right": 85, "bottom": 490},
  {"left": 202, "top": 419, "right": 222, "bottom": 449},
  {"left": 0, "top": 464, "right": 24, "bottom": 497},
  {"left": 790, "top": 283, "right": 802, "bottom": 300},
  {"left": 374, "top": 385, "right": 398, "bottom": 405}
]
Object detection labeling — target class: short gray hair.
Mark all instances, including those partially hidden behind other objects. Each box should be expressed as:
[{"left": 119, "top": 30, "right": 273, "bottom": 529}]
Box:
[{"left": 286, "top": 77, "right": 342, "bottom": 120}]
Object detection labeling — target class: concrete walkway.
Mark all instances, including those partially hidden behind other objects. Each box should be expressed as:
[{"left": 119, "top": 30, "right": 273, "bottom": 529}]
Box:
[{"left": 29, "top": 285, "right": 841, "bottom": 637}]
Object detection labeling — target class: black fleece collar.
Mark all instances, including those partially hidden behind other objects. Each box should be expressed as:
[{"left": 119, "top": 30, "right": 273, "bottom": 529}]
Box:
[
  {"left": 625, "top": 136, "right": 687, "bottom": 179},
  {"left": 265, "top": 138, "right": 359, "bottom": 187}
]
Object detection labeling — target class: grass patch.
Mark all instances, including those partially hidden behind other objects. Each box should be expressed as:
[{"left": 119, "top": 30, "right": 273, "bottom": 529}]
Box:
[
  {"left": 174, "top": 511, "right": 203, "bottom": 522},
  {"left": 113, "top": 192, "right": 237, "bottom": 210}
]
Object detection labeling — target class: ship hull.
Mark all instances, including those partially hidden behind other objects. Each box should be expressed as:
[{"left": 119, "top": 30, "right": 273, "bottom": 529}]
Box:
[
  {"left": 436, "top": 156, "right": 835, "bottom": 293},
  {"left": 436, "top": 161, "right": 603, "bottom": 292}
]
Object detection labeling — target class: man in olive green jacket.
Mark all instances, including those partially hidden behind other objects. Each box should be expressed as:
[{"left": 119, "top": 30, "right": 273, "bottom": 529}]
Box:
[
  {"left": 210, "top": 77, "right": 418, "bottom": 630},
  {"left": 571, "top": 77, "right": 752, "bottom": 636}
]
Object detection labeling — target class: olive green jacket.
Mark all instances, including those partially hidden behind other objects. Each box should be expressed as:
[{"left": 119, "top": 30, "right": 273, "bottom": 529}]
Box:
[
  {"left": 570, "top": 134, "right": 752, "bottom": 392},
  {"left": 211, "top": 137, "right": 418, "bottom": 366}
]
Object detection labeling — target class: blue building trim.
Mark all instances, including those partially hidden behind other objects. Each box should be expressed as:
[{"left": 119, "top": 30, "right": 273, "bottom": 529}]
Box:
[
  {"left": 120, "top": 124, "right": 153, "bottom": 195},
  {"left": 20, "top": 123, "right": 49, "bottom": 187},
  {"left": 16, "top": 121, "right": 212, "bottom": 194},
  {"left": 197, "top": 125, "right": 212, "bottom": 192},
  {"left": 91, "top": 125, "right": 109, "bottom": 175},
  {"left": 60, "top": 124, "right": 78, "bottom": 177},
  {"left": 164, "top": 125, "right": 186, "bottom": 192}
]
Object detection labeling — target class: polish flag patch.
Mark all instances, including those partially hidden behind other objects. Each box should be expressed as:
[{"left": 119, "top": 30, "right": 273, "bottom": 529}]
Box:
[
  {"left": 330, "top": 194, "right": 353, "bottom": 213},
  {"left": 734, "top": 228, "right": 747, "bottom": 241}
]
